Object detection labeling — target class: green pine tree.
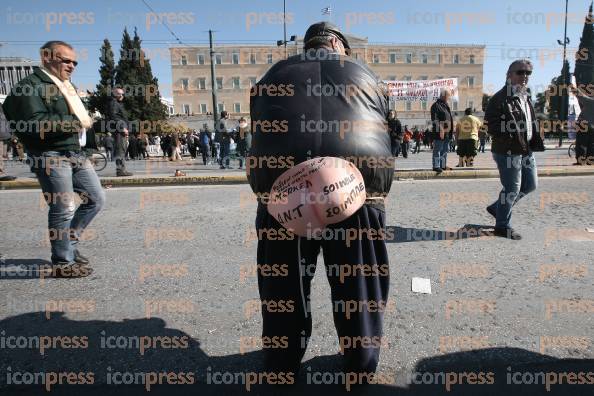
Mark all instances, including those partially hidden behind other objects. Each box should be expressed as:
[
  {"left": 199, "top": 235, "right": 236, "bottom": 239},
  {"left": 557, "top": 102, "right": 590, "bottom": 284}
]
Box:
[
  {"left": 132, "top": 29, "right": 168, "bottom": 122},
  {"left": 114, "top": 28, "right": 142, "bottom": 122},
  {"left": 575, "top": 2, "right": 594, "bottom": 87},
  {"left": 88, "top": 39, "right": 115, "bottom": 116},
  {"left": 114, "top": 28, "right": 167, "bottom": 130}
]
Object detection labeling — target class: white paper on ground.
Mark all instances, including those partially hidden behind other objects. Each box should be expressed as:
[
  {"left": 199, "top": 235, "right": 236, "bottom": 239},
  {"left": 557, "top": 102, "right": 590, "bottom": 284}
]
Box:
[
  {"left": 412, "top": 277, "right": 432, "bottom": 294},
  {"left": 586, "top": 228, "right": 594, "bottom": 233}
]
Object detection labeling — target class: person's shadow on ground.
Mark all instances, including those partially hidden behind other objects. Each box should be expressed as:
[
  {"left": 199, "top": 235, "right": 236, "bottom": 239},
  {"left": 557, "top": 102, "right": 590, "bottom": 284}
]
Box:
[
  {"left": 0, "top": 313, "right": 591, "bottom": 395},
  {"left": 385, "top": 224, "right": 494, "bottom": 244}
]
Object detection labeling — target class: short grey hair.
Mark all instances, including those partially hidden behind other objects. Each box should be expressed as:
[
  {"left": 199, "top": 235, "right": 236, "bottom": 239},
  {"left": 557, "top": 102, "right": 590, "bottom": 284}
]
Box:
[{"left": 507, "top": 59, "right": 533, "bottom": 74}]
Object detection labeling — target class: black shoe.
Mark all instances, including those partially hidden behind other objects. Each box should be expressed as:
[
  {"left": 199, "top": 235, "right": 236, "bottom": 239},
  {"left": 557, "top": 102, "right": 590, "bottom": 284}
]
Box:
[
  {"left": 486, "top": 206, "right": 496, "bottom": 218},
  {"left": 51, "top": 263, "right": 93, "bottom": 278},
  {"left": 494, "top": 227, "right": 522, "bottom": 240},
  {"left": 442, "top": 166, "right": 453, "bottom": 171},
  {"left": 433, "top": 168, "right": 443, "bottom": 174},
  {"left": 74, "top": 250, "right": 90, "bottom": 265},
  {"left": 116, "top": 171, "right": 133, "bottom": 176},
  {"left": 0, "top": 175, "right": 17, "bottom": 181}
]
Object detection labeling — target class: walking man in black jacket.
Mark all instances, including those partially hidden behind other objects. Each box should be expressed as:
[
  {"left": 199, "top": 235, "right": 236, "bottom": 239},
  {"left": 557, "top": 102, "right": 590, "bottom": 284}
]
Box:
[
  {"left": 485, "top": 59, "right": 543, "bottom": 240},
  {"left": 107, "top": 88, "right": 133, "bottom": 176},
  {"left": 430, "top": 89, "right": 454, "bottom": 173}
]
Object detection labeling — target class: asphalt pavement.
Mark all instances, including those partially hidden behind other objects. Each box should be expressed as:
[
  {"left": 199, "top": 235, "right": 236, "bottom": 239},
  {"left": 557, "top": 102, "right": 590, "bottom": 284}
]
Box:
[{"left": 0, "top": 176, "right": 593, "bottom": 395}]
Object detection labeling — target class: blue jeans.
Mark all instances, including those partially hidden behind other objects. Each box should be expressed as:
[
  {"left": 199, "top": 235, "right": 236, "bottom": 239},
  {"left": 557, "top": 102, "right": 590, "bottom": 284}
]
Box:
[
  {"left": 30, "top": 151, "right": 106, "bottom": 263},
  {"left": 432, "top": 138, "right": 449, "bottom": 169},
  {"left": 488, "top": 152, "right": 538, "bottom": 229}
]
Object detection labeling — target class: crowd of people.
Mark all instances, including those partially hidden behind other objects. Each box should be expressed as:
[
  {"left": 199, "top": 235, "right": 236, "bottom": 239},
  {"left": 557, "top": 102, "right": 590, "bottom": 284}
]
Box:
[
  {"left": 387, "top": 106, "right": 490, "bottom": 169},
  {"left": 97, "top": 113, "right": 252, "bottom": 169}
]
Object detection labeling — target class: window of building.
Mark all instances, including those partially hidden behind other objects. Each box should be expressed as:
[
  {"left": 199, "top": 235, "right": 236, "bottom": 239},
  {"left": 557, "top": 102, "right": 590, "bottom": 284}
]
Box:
[
  {"left": 181, "top": 55, "right": 187, "bottom": 65},
  {"left": 183, "top": 104, "right": 190, "bottom": 115},
  {"left": 181, "top": 78, "right": 189, "bottom": 91},
  {"left": 250, "top": 53, "right": 257, "bottom": 64},
  {"left": 232, "top": 77, "right": 240, "bottom": 89},
  {"left": 406, "top": 53, "right": 412, "bottom": 63},
  {"left": 453, "top": 54, "right": 459, "bottom": 64},
  {"left": 234, "top": 103, "right": 241, "bottom": 113},
  {"left": 354, "top": 53, "right": 360, "bottom": 60},
  {"left": 468, "top": 76, "right": 475, "bottom": 87},
  {"left": 421, "top": 101, "right": 428, "bottom": 110},
  {"left": 469, "top": 55, "right": 475, "bottom": 64},
  {"left": 249, "top": 77, "right": 257, "bottom": 87},
  {"left": 422, "top": 54, "right": 428, "bottom": 64},
  {"left": 232, "top": 52, "right": 240, "bottom": 64},
  {"left": 468, "top": 100, "right": 474, "bottom": 110},
  {"left": 387, "top": 75, "right": 396, "bottom": 81},
  {"left": 217, "top": 103, "right": 225, "bottom": 113},
  {"left": 215, "top": 54, "right": 222, "bottom": 64},
  {"left": 267, "top": 53, "right": 273, "bottom": 64},
  {"left": 390, "top": 53, "right": 397, "bottom": 63},
  {"left": 197, "top": 54, "right": 205, "bottom": 65},
  {"left": 216, "top": 77, "right": 223, "bottom": 90},
  {"left": 419, "top": 76, "right": 428, "bottom": 80},
  {"left": 200, "top": 103, "right": 207, "bottom": 114},
  {"left": 452, "top": 101, "right": 458, "bottom": 111},
  {"left": 406, "top": 102, "right": 412, "bottom": 111},
  {"left": 437, "top": 53, "right": 442, "bottom": 64},
  {"left": 373, "top": 54, "right": 380, "bottom": 63},
  {"left": 403, "top": 76, "right": 412, "bottom": 81}
]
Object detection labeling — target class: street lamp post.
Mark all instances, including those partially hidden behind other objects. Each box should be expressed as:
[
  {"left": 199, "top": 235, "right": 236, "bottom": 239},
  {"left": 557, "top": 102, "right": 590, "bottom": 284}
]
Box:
[
  {"left": 277, "top": 1, "right": 296, "bottom": 59},
  {"left": 557, "top": 0, "right": 570, "bottom": 147}
]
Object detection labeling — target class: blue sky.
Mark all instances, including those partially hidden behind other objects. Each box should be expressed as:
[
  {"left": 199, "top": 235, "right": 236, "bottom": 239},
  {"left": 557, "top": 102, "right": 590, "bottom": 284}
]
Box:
[{"left": 1, "top": 0, "right": 592, "bottom": 98}]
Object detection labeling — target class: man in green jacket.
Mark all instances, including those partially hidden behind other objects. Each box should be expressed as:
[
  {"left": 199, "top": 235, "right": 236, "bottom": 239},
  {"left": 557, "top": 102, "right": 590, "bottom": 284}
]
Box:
[{"left": 2, "top": 40, "right": 105, "bottom": 278}]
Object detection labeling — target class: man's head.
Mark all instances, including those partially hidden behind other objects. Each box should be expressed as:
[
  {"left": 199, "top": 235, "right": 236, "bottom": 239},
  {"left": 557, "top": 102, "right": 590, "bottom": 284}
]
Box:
[
  {"left": 439, "top": 88, "right": 451, "bottom": 102},
  {"left": 507, "top": 59, "right": 533, "bottom": 87},
  {"left": 40, "top": 41, "right": 77, "bottom": 81},
  {"left": 465, "top": 107, "right": 473, "bottom": 116},
  {"left": 112, "top": 88, "right": 125, "bottom": 102},
  {"left": 221, "top": 110, "right": 229, "bottom": 119},
  {"left": 303, "top": 22, "right": 351, "bottom": 56},
  {"left": 388, "top": 110, "right": 396, "bottom": 119}
]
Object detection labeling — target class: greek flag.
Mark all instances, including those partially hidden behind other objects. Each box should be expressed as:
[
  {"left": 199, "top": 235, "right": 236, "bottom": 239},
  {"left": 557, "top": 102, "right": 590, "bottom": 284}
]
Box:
[{"left": 321, "top": 7, "right": 332, "bottom": 15}]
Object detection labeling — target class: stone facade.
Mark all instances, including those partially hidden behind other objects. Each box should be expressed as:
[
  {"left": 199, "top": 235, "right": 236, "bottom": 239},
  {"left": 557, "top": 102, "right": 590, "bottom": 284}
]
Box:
[{"left": 170, "top": 36, "right": 484, "bottom": 128}]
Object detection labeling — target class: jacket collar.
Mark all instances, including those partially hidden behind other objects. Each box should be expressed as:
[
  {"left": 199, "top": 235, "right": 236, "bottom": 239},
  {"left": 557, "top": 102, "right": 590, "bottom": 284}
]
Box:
[
  {"left": 33, "top": 66, "right": 58, "bottom": 84},
  {"left": 503, "top": 83, "right": 532, "bottom": 102}
]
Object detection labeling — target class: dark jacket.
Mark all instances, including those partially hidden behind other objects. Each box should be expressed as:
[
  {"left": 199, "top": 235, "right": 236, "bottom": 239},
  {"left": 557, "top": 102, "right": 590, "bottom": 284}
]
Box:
[
  {"left": 388, "top": 117, "right": 402, "bottom": 143},
  {"left": 102, "top": 135, "right": 114, "bottom": 149},
  {"left": 485, "top": 85, "right": 542, "bottom": 155},
  {"left": 235, "top": 127, "right": 252, "bottom": 154},
  {"left": 249, "top": 50, "right": 393, "bottom": 197},
  {"left": 430, "top": 98, "right": 454, "bottom": 140},
  {"left": 2, "top": 67, "right": 83, "bottom": 154},
  {"left": 106, "top": 97, "right": 129, "bottom": 134},
  {"left": 0, "top": 105, "right": 11, "bottom": 141}
]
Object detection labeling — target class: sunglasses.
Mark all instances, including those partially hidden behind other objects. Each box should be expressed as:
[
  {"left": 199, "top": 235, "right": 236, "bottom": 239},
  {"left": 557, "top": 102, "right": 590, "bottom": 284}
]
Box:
[
  {"left": 515, "top": 70, "right": 532, "bottom": 76},
  {"left": 56, "top": 56, "right": 78, "bottom": 67}
]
